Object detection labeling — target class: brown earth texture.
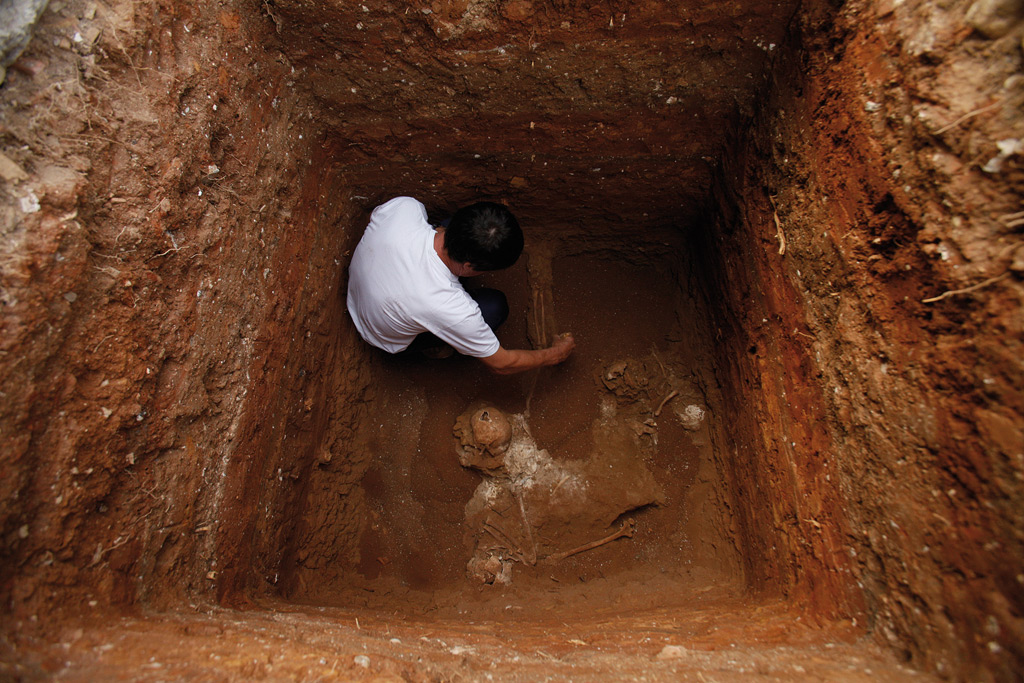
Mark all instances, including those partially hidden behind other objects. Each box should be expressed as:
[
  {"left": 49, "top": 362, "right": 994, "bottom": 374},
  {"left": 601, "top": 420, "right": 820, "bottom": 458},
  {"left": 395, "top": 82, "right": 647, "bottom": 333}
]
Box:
[{"left": 0, "top": 0, "right": 1022, "bottom": 680}]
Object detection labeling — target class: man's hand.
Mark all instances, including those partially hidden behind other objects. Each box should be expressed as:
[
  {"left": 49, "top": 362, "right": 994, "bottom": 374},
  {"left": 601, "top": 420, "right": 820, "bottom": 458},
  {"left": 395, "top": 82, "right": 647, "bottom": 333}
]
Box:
[
  {"left": 480, "top": 332, "right": 576, "bottom": 375},
  {"left": 549, "top": 332, "right": 575, "bottom": 364}
]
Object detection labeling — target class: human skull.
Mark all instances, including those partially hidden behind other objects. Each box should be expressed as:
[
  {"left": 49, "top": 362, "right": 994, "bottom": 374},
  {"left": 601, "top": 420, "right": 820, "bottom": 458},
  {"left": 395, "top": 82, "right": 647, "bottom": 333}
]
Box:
[{"left": 470, "top": 407, "right": 512, "bottom": 455}]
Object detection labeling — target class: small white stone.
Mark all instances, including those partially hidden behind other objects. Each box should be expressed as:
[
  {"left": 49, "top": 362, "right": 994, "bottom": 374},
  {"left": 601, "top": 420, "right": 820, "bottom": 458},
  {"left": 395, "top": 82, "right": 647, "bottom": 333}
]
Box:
[
  {"left": 354, "top": 655, "right": 370, "bottom": 668},
  {"left": 20, "top": 191, "right": 40, "bottom": 213},
  {"left": 982, "top": 138, "right": 1021, "bottom": 173}
]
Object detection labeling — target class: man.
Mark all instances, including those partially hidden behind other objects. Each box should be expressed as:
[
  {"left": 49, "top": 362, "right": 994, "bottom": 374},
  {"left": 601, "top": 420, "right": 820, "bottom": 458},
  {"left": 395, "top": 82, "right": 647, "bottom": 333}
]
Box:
[{"left": 347, "top": 196, "right": 575, "bottom": 374}]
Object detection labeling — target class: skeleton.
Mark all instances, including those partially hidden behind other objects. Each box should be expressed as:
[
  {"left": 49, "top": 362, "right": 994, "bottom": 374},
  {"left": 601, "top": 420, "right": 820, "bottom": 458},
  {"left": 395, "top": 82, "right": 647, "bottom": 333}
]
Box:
[{"left": 457, "top": 403, "right": 658, "bottom": 584}]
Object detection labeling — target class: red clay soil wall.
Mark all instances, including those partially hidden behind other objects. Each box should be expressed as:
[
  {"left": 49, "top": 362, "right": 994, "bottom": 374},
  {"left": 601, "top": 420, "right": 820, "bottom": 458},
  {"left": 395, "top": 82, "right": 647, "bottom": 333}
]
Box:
[
  {"left": 2, "top": 0, "right": 803, "bottom": 623},
  {"left": 1, "top": 0, "right": 1021, "bottom": 679},
  {"left": 0, "top": 0, "right": 362, "bottom": 614},
  {"left": 265, "top": 0, "right": 801, "bottom": 230},
  {"left": 698, "top": 0, "right": 1023, "bottom": 678}
]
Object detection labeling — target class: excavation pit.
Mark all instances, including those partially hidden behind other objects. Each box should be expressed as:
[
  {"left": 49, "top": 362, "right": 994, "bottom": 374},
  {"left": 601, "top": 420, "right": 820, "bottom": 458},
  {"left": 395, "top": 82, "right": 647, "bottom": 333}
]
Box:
[
  {"left": 1, "top": 0, "right": 1022, "bottom": 679},
  {"left": 282, "top": 240, "right": 743, "bottom": 621}
]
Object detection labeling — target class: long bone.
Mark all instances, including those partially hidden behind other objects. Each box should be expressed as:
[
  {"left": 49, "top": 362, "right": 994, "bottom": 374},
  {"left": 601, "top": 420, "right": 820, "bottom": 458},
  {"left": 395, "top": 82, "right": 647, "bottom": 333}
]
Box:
[
  {"left": 542, "top": 518, "right": 636, "bottom": 564},
  {"left": 512, "top": 489, "right": 538, "bottom": 566}
]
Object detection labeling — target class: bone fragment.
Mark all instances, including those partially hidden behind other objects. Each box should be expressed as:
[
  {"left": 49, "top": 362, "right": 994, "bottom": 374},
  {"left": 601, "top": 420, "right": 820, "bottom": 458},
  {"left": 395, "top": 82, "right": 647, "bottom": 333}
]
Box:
[
  {"left": 653, "top": 390, "right": 679, "bottom": 417},
  {"left": 483, "top": 519, "right": 518, "bottom": 551},
  {"left": 515, "top": 492, "right": 538, "bottom": 566},
  {"left": 482, "top": 521, "right": 527, "bottom": 564},
  {"left": 550, "top": 473, "right": 571, "bottom": 495},
  {"left": 543, "top": 518, "right": 636, "bottom": 563}
]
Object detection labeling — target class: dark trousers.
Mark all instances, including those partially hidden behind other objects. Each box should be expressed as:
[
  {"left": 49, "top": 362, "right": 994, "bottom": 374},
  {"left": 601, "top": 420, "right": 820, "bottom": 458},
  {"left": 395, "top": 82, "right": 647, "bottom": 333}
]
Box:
[{"left": 407, "top": 288, "right": 508, "bottom": 353}]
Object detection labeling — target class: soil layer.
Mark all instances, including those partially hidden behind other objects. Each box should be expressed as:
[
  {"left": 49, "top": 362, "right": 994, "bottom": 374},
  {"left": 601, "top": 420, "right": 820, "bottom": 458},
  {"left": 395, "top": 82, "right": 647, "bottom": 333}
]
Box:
[{"left": 1, "top": 0, "right": 1021, "bottom": 679}]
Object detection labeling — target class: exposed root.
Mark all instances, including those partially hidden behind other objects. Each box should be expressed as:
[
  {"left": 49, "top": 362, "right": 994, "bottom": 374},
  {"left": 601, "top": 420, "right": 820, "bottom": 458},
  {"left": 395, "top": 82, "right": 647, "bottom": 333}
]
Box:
[
  {"left": 263, "top": 0, "right": 283, "bottom": 33},
  {"left": 768, "top": 194, "right": 786, "bottom": 256},
  {"left": 998, "top": 211, "right": 1024, "bottom": 229},
  {"left": 922, "top": 271, "right": 1011, "bottom": 303},
  {"left": 935, "top": 100, "right": 1002, "bottom": 135},
  {"left": 774, "top": 209, "right": 786, "bottom": 255},
  {"left": 88, "top": 536, "right": 130, "bottom": 567}
]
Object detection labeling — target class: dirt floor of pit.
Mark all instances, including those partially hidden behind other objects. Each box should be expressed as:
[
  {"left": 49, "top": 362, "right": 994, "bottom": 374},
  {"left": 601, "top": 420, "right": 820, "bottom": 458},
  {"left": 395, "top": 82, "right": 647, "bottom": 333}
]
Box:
[
  {"left": 2, "top": 597, "right": 935, "bottom": 682},
  {"left": 281, "top": 238, "right": 744, "bottom": 621}
]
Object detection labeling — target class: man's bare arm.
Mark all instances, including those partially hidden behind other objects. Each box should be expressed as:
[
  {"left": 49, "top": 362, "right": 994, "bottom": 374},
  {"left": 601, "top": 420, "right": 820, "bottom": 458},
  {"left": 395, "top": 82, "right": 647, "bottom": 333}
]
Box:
[{"left": 479, "top": 333, "right": 576, "bottom": 375}]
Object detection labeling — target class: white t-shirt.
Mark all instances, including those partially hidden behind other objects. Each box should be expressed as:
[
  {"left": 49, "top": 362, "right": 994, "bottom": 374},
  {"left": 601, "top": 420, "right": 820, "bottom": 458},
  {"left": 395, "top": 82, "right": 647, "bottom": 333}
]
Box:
[{"left": 346, "top": 197, "right": 501, "bottom": 358}]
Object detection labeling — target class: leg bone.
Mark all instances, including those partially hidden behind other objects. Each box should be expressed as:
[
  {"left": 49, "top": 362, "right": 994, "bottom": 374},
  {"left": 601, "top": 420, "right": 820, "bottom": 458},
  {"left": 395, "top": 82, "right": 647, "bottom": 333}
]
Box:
[{"left": 543, "top": 518, "right": 636, "bottom": 563}]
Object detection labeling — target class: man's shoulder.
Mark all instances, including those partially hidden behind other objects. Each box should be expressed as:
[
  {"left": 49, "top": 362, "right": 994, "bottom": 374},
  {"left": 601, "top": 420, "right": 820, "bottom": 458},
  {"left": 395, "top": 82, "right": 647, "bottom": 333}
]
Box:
[{"left": 373, "top": 196, "right": 428, "bottom": 221}]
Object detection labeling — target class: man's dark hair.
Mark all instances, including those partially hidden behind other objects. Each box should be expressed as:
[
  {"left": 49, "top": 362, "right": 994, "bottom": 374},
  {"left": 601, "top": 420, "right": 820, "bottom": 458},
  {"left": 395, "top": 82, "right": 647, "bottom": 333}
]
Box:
[{"left": 444, "top": 202, "right": 523, "bottom": 272}]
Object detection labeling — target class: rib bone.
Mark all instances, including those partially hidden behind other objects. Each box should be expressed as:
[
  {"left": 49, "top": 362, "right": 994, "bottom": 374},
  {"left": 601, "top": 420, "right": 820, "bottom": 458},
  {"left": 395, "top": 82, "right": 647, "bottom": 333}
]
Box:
[{"left": 482, "top": 520, "right": 522, "bottom": 554}]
